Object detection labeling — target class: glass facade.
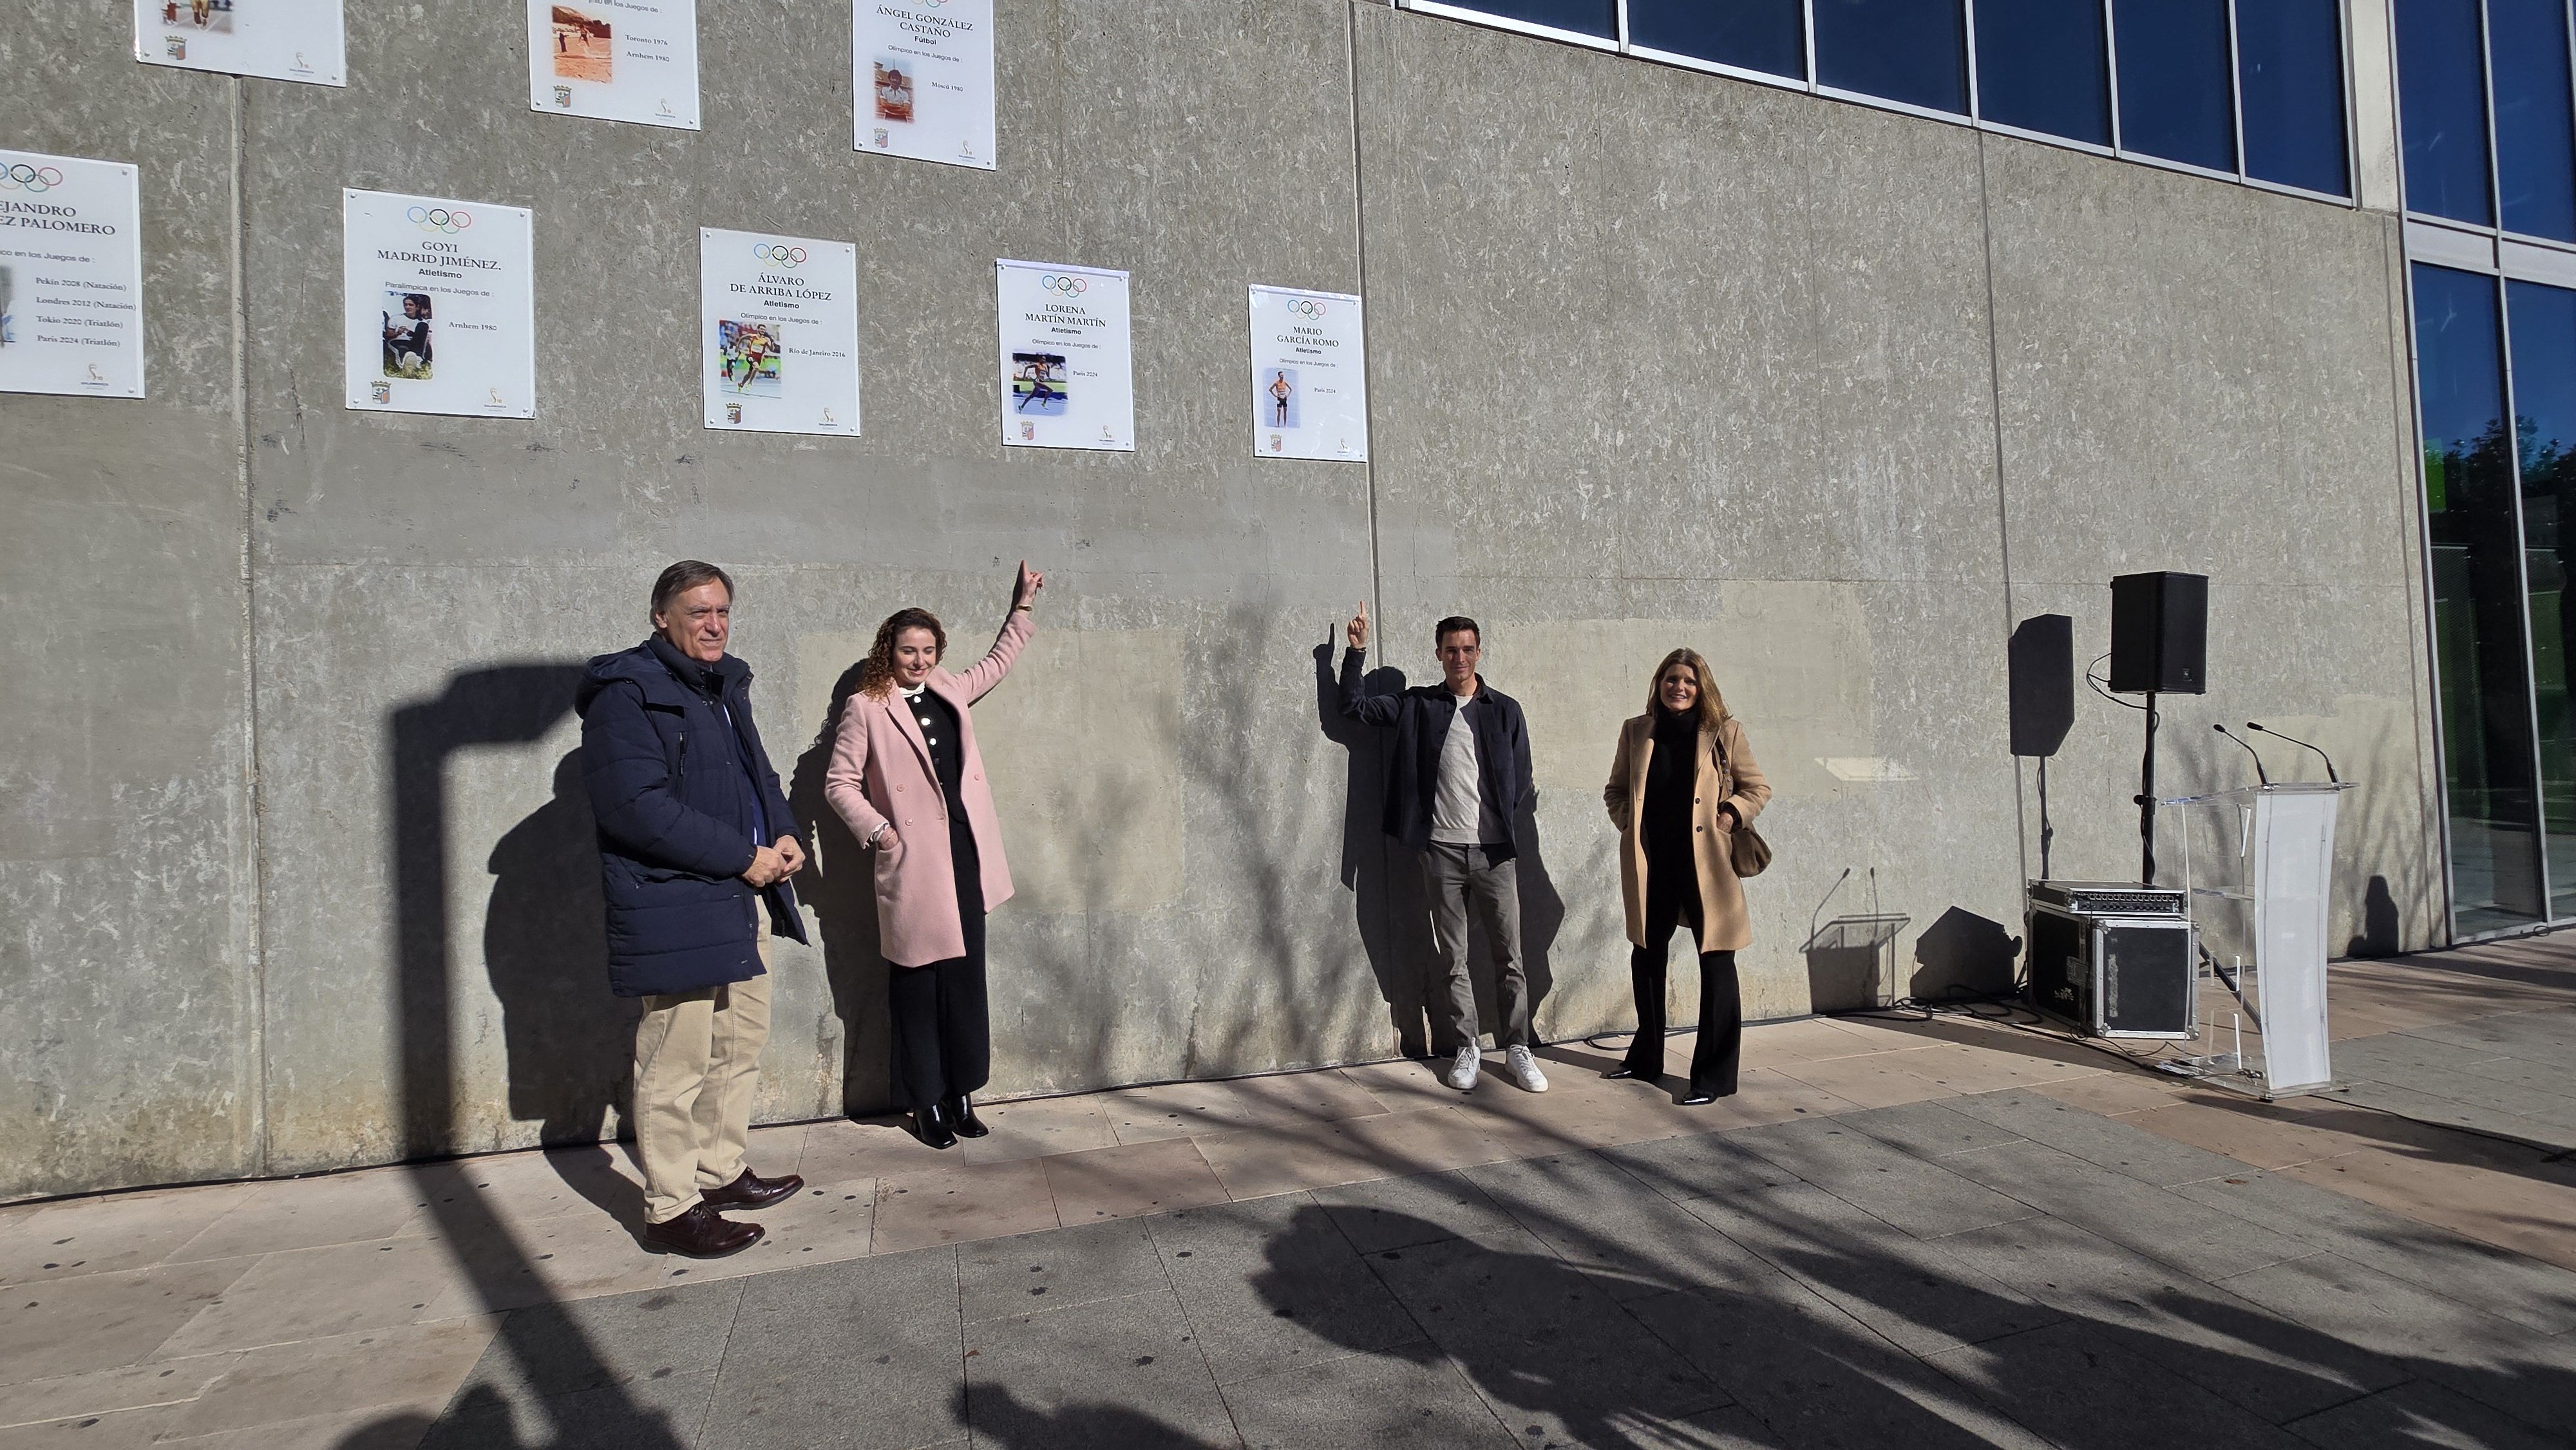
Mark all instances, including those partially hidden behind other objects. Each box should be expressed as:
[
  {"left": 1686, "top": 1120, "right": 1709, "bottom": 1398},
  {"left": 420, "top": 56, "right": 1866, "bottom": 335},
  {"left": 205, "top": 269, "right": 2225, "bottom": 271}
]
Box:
[
  {"left": 1405, "top": 0, "right": 2353, "bottom": 200},
  {"left": 1975, "top": 0, "right": 2110, "bottom": 146},
  {"left": 2114, "top": 0, "right": 2240, "bottom": 173},
  {"left": 1628, "top": 0, "right": 1807, "bottom": 81},
  {"left": 1815, "top": 0, "right": 1969, "bottom": 114},
  {"left": 2239, "top": 0, "right": 2352, "bottom": 196},
  {"left": 2400, "top": 6, "right": 2576, "bottom": 934}
]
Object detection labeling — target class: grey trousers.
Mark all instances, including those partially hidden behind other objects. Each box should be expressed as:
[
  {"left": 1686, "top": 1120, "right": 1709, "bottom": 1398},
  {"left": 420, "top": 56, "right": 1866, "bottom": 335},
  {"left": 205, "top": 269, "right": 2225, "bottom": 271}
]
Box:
[{"left": 1419, "top": 842, "right": 1531, "bottom": 1051}]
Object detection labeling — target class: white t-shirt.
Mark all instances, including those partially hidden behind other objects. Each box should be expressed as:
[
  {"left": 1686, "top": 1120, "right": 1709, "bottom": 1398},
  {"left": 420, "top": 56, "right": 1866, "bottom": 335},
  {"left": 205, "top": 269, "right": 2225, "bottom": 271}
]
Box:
[{"left": 1430, "top": 692, "right": 1482, "bottom": 845}]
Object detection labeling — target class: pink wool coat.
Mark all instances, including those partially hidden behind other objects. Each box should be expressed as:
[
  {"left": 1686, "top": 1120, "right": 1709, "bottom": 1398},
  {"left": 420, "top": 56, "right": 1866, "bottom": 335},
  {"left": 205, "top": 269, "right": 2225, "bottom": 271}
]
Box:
[{"left": 823, "top": 610, "right": 1033, "bottom": 966}]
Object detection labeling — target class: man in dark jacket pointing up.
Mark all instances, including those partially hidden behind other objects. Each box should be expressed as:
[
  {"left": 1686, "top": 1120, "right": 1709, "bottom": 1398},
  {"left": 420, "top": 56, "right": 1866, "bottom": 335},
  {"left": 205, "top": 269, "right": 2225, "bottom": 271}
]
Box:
[{"left": 578, "top": 560, "right": 810, "bottom": 1257}]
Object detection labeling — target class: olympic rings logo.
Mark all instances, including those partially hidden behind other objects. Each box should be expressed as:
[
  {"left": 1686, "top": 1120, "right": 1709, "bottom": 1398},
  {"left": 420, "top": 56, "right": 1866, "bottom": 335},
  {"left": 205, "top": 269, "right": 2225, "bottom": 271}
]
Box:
[
  {"left": 1283, "top": 297, "right": 1329, "bottom": 319},
  {"left": 406, "top": 205, "right": 472, "bottom": 233},
  {"left": 754, "top": 243, "right": 807, "bottom": 266},
  {"left": 1, "top": 164, "right": 66, "bottom": 193},
  {"left": 1039, "top": 274, "right": 1088, "bottom": 296}
]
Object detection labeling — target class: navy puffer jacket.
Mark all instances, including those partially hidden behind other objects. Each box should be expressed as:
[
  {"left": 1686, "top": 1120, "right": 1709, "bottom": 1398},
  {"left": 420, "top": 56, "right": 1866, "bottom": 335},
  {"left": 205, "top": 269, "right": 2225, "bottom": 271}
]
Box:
[{"left": 576, "top": 638, "right": 809, "bottom": 997}]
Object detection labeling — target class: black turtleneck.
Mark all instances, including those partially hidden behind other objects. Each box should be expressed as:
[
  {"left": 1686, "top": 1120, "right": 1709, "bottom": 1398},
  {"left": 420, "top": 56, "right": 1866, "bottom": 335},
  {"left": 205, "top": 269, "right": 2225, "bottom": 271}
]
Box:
[{"left": 1643, "top": 707, "right": 1701, "bottom": 858}]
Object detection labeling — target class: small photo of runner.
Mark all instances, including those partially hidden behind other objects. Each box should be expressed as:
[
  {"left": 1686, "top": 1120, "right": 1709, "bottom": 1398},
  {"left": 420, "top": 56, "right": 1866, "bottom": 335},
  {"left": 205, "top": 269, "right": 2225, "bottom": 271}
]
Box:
[
  {"left": 552, "top": 6, "right": 612, "bottom": 84},
  {"left": 160, "top": 0, "right": 237, "bottom": 33},
  {"left": 718, "top": 319, "right": 783, "bottom": 399},
  {"left": 1010, "top": 352, "right": 1068, "bottom": 417},
  {"left": 381, "top": 288, "right": 433, "bottom": 381},
  {"left": 1264, "top": 367, "right": 1300, "bottom": 429},
  {"left": 873, "top": 59, "right": 915, "bottom": 123}
]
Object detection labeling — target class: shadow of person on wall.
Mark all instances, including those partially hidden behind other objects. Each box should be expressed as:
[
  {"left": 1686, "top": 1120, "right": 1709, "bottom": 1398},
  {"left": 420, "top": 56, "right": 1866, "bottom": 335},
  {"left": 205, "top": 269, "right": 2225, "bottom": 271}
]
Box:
[
  {"left": 2345, "top": 874, "right": 2402, "bottom": 958},
  {"left": 786, "top": 659, "right": 896, "bottom": 1122},
  {"left": 482, "top": 749, "right": 645, "bottom": 1227},
  {"left": 1314, "top": 640, "right": 1439, "bottom": 1059}
]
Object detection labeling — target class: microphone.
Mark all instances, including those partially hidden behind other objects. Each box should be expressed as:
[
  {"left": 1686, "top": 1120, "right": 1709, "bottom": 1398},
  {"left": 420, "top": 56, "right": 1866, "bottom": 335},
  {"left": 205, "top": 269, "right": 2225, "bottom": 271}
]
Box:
[
  {"left": 2213, "top": 723, "right": 2269, "bottom": 786},
  {"left": 1812, "top": 867, "right": 1853, "bottom": 945},
  {"left": 2246, "top": 722, "right": 2338, "bottom": 784}
]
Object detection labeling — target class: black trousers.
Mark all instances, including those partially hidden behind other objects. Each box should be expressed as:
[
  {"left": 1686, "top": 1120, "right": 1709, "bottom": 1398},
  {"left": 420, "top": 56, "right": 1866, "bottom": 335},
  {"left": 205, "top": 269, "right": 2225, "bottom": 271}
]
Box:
[
  {"left": 889, "top": 818, "right": 990, "bottom": 1113},
  {"left": 1625, "top": 840, "right": 1741, "bottom": 1096}
]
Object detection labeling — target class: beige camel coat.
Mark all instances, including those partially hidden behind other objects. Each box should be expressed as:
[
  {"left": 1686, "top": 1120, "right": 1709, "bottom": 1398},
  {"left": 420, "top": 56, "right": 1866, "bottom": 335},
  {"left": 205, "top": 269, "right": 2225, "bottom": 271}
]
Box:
[{"left": 1602, "top": 713, "right": 1772, "bottom": 952}]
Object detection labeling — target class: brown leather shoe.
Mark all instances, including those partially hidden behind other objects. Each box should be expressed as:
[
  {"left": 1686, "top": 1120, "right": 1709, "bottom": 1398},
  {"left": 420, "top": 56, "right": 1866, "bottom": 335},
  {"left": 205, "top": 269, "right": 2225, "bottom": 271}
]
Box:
[
  {"left": 701, "top": 1167, "right": 804, "bottom": 1211},
  {"left": 642, "top": 1203, "right": 763, "bottom": 1257}
]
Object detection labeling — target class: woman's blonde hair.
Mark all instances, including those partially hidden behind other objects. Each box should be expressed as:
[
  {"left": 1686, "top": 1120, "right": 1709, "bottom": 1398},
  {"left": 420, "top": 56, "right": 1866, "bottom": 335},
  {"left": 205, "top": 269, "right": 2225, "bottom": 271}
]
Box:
[
  {"left": 858, "top": 608, "right": 947, "bottom": 699},
  {"left": 1647, "top": 648, "right": 1729, "bottom": 731}
]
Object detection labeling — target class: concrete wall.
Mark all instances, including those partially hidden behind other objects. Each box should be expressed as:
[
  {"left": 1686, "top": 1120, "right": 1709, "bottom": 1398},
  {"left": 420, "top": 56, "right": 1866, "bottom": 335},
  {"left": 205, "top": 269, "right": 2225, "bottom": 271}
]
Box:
[{"left": 0, "top": 0, "right": 2440, "bottom": 1200}]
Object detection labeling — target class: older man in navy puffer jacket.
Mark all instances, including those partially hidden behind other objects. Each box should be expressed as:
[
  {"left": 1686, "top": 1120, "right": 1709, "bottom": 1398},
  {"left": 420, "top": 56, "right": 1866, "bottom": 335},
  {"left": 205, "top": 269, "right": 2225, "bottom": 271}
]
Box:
[{"left": 577, "top": 560, "right": 810, "bottom": 1258}]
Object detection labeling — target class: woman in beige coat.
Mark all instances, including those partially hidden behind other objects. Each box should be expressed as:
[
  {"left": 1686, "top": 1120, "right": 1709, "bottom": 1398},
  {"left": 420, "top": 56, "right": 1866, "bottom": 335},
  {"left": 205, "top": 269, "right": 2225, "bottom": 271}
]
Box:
[{"left": 1601, "top": 648, "right": 1770, "bottom": 1102}]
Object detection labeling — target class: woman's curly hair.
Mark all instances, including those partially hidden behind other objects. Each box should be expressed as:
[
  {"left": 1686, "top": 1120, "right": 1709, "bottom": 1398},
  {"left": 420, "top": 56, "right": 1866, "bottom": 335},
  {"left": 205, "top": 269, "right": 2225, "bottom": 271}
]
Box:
[{"left": 858, "top": 607, "right": 947, "bottom": 699}]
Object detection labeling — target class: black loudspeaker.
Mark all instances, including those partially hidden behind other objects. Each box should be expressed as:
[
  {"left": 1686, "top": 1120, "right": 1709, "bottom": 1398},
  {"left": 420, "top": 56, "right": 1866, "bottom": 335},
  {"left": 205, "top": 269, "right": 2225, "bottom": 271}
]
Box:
[
  {"left": 2108, "top": 571, "right": 2208, "bottom": 695},
  {"left": 2007, "top": 615, "right": 2075, "bottom": 757}
]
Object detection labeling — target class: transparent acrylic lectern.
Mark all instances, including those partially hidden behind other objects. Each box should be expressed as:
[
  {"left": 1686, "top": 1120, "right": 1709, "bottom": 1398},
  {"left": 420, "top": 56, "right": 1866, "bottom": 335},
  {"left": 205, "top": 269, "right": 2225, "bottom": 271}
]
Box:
[{"left": 2162, "top": 781, "right": 2355, "bottom": 1097}]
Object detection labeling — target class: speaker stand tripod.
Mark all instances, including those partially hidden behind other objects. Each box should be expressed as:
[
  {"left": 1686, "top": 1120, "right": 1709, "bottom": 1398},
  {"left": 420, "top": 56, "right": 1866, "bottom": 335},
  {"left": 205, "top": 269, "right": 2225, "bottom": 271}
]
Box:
[{"left": 2133, "top": 690, "right": 2159, "bottom": 883}]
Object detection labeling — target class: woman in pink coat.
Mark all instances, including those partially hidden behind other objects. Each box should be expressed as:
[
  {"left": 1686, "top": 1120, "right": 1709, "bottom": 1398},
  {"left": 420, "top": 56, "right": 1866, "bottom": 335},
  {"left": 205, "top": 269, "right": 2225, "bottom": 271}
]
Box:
[{"left": 824, "top": 562, "right": 1043, "bottom": 1148}]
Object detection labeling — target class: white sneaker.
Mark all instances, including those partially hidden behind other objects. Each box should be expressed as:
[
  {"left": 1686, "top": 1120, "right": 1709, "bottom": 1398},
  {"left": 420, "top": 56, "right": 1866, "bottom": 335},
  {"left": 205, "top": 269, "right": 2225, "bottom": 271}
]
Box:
[
  {"left": 1504, "top": 1044, "right": 1549, "bottom": 1093},
  {"left": 1445, "top": 1044, "right": 1481, "bottom": 1091}
]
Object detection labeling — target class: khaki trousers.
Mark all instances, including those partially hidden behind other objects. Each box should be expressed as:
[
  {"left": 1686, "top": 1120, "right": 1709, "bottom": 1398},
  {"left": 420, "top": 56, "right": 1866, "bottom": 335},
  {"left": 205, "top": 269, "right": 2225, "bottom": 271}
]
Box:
[{"left": 631, "top": 916, "right": 772, "bottom": 1225}]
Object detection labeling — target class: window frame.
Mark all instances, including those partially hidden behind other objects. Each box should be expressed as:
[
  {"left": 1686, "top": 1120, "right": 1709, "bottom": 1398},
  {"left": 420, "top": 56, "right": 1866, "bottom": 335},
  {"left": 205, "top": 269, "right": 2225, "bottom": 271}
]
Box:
[{"left": 1390, "top": 0, "right": 2360, "bottom": 208}]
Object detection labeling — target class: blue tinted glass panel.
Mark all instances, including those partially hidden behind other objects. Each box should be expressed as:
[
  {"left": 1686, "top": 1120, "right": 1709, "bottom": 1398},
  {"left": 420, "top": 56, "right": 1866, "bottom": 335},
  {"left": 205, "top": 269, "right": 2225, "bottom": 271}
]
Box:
[
  {"left": 2492, "top": 0, "right": 2576, "bottom": 240},
  {"left": 2114, "top": 0, "right": 2237, "bottom": 171},
  {"left": 1815, "top": 0, "right": 1968, "bottom": 114},
  {"left": 1629, "top": 0, "right": 1805, "bottom": 79},
  {"left": 1975, "top": 0, "right": 2111, "bottom": 144},
  {"left": 2397, "top": 0, "right": 2495, "bottom": 223},
  {"left": 2508, "top": 280, "right": 2576, "bottom": 914},
  {"left": 2237, "top": 0, "right": 2351, "bottom": 195},
  {"left": 1434, "top": 0, "right": 1617, "bottom": 39},
  {"left": 2417, "top": 263, "right": 2546, "bottom": 928}
]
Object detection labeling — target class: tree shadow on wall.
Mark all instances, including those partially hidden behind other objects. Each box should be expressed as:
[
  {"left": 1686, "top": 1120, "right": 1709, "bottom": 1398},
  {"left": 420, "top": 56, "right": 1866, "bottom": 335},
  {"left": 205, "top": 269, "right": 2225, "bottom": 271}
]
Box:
[{"left": 786, "top": 659, "right": 895, "bottom": 1121}]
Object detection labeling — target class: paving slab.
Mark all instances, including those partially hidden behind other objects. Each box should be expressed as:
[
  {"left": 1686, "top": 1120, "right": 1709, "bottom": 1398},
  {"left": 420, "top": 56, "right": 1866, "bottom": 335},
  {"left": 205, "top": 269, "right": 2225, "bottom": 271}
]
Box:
[
  {"left": 1360, "top": 1233, "right": 1729, "bottom": 1444},
  {"left": 0, "top": 1186, "right": 258, "bottom": 1287},
  {"left": 1940, "top": 1140, "right": 2315, "bottom": 1283},
  {"left": 1307, "top": 1171, "right": 1524, "bottom": 1256},
  {"left": 2281, "top": 1377, "right": 2575, "bottom": 1450},
  {"left": 1466, "top": 1152, "right": 1789, "bottom": 1301},
  {"left": 1213, "top": 1349, "right": 1510, "bottom": 1450},
  {"left": 959, "top": 1218, "right": 1165, "bottom": 1325},
  {"left": 706, "top": 1247, "right": 965, "bottom": 1450},
  {"left": 0, "top": 1258, "right": 253, "bottom": 1385},
  {"left": 1674, "top": 1180, "right": 2058, "bottom": 1357},
  {"left": 1146, "top": 1196, "right": 1421, "bottom": 1386},
  {"left": 1828, "top": 1100, "right": 2028, "bottom": 1160},
  {"left": 2218, "top": 1252, "right": 2576, "bottom": 1440},
  {"left": 2174, "top": 1169, "right": 2576, "bottom": 1335},
  {"left": 1594, "top": 1131, "right": 1804, "bottom": 1203},
  {"left": 1730, "top": 1117, "right": 2040, "bottom": 1239},
  {"left": 158, "top": 1316, "right": 500, "bottom": 1440},
  {"left": 419, "top": 1369, "right": 716, "bottom": 1449},
  {"left": 1935, "top": 1214, "right": 2406, "bottom": 1424},
  {"left": 1625, "top": 1281, "right": 2052, "bottom": 1450},
  {"left": 1942, "top": 1090, "right": 2249, "bottom": 1187},
  {"left": 960, "top": 1290, "right": 1239, "bottom": 1450},
  {"left": 1924, "top": 1320, "right": 2311, "bottom": 1449}
]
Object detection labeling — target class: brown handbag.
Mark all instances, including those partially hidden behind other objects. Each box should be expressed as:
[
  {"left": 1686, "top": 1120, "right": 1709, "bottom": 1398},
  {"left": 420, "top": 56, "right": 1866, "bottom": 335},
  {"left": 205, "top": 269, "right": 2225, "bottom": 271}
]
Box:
[{"left": 1714, "top": 726, "right": 1772, "bottom": 878}]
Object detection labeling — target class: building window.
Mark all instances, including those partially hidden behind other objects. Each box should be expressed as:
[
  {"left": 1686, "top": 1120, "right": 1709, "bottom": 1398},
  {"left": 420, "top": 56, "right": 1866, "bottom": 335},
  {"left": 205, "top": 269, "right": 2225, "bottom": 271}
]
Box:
[
  {"left": 1974, "top": 0, "right": 2112, "bottom": 146},
  {"left": 2399, "top": 0, "right": 2497, "bottom": 224},
  {"left": 2491, "top": 0, "right": 2576, "bottom": 240},
  {"left": 2113, "top": 0, "right": 2239, "bottom": 173},
  {"left": 1814, "top": 0, "right": 1969, "bottom": 115},
  {"left": 2507, "top": 278, "right": 2576, "bottom": 916},
  {"left": 1426, "top": 0, "right": 1618, "bottom": 42},
  {"left": 2416, "top": 262, "right": 2548, "bottom": 931},
  {"left": 1628, "top": 0, "right": 1808, "bottom": 81},
  {"left": 2237, "top": 0, "right": 2351, "bottom": 196}
]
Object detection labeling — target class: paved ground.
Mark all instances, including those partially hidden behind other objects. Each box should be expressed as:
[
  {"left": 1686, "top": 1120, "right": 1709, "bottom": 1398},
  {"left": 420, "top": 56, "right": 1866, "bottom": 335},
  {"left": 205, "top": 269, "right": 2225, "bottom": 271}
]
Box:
[{"left": 5, "top": 938, "right": 2575, "bottom": 1448}]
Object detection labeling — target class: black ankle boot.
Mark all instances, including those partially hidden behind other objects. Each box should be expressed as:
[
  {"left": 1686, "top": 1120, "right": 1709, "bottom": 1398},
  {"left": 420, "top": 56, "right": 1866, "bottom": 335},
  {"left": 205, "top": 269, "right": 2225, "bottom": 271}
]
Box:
[
  {"left": 946, "top": 1095, "right": 990, "bottom": 1138},
  {"left": 914, "top": 1100, "right": 959, "bottom": 1149}
]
